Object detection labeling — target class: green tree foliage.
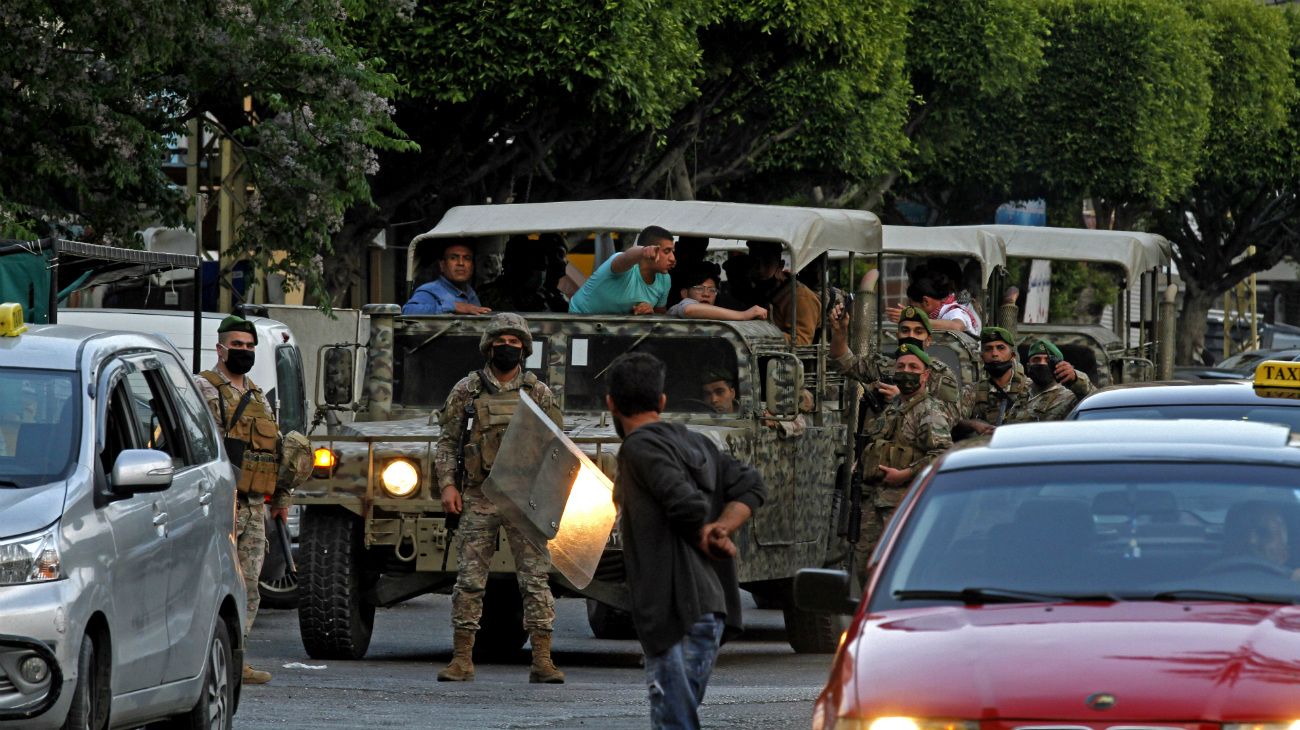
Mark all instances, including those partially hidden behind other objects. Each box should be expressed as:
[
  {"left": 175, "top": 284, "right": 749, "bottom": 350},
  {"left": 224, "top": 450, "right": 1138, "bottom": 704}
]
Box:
[
  {"left": 1154, "top": 1, "right": 1299, "bottom": 364},
  {"left": 334, "top": 0, "right": 911, "bottom": 301},
  {"left": 0, "top": 0, "right": 410, "bottom": 302}
]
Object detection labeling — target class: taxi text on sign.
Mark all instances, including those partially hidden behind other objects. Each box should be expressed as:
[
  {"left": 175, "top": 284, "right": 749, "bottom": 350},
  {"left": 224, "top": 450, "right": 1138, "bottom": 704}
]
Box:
[{"left": 1253, "top": 360, "right": 1300, "bottom": 389}]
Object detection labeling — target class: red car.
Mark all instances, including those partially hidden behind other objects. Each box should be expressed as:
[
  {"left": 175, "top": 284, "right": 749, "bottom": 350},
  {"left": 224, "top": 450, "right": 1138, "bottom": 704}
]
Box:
[{"left": 800, "top": 418, "right": 1300, "bottom": 730}]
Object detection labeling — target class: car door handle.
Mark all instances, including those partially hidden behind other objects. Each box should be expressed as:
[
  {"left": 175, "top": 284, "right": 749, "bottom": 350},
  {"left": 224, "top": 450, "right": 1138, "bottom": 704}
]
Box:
[
  {"left": 199, "top": 491, "right": 213, "bottom": 506},
  {"left": 152, "top": 512, "right": 169, "bottom": 526}
]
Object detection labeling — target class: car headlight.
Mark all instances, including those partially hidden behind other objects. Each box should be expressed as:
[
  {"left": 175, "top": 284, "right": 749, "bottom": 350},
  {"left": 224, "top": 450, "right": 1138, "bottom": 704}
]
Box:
[
  {"left": 380, "top": 459, "right": 420, "bottom": 498},
  {"left": 0, "top": 523, "right": 62, "bottom": 585},
  {"left": 1224, "top": 723, "right": 1300, "bottom": 730}
]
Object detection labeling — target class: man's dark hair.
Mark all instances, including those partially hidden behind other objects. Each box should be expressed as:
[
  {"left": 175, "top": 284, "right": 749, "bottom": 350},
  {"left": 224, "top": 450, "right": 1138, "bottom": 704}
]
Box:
[
  {"left": 637, "top": 226, "right": 674, "bottom": 247},
  {"left": 745, "top": 239, "right": 783, "bottom": 266},
  {"left": 677, "top": 261, "right": 722, "bottom": 291},
  {"left": 608, "top": 352, "right": 665, "bottom": 416},
  {"left": 907, "top": 275, "right": 949, "bottom": 302}
]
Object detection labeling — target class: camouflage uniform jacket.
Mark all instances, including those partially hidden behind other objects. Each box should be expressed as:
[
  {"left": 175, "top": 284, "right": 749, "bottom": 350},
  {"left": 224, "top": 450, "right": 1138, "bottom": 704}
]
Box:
[
  {"left": 196, "top": 369, "right": 292, "bottom": 510},
  {"left": 1011, "top": 381, "right": 1081, "bottom": 423},
  {"left": 961, "top": 368, "right": 1032, "bottom": 426},
  {"left": 860, "top": 389, "right": 953, "bottom": 483},
  {"left": 433, "top": 368, "right": 562, "bottom": 492},
  {"left": 832, "top": 349, "right": 962, "bottom": 422}
]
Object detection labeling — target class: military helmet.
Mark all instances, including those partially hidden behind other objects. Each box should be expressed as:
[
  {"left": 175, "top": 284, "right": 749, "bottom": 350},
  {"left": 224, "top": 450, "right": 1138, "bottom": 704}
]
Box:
[{"left": 480, "top": 312, "right": 534, "bottom": 357}]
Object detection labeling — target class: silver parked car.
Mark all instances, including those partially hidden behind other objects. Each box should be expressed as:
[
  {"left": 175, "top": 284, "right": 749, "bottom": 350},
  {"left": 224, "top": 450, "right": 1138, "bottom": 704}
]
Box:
[{"left": 0, "top": 318, "right": 245, "bottom": 730}]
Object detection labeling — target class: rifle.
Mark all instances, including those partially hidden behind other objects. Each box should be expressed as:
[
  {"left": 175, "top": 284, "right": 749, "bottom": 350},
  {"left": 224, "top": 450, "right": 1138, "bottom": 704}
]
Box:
[
  {"left": 275, "top": 512, "right": 296, "bottom": 574},
  {"left": 441, "top": 398, "right": 475, "bottom": 572},
  {"left": 842, "top": 393, "right": 873, "bottom": 580}
]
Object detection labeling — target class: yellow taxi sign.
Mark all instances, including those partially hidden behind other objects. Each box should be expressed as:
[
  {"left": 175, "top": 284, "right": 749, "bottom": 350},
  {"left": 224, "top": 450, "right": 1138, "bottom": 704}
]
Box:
[
  {"left": 1253, "top": 360, "right": 1300, "bottom": 389},
  {"left": 0, "top": 302, "right": 27, "bottom": 337}
]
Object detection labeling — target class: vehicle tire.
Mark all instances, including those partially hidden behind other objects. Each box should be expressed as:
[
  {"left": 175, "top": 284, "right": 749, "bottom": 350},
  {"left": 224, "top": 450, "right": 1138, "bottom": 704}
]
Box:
[
  {"left": 258, "top": 517, "right": 298, "bottom": 610},
  {"left": 170, "top": 620, "right": 235, "bottom": 730},
  {"left": 298, "top": 507, "right": 375, "bottom": 659},
  {"left": 62, "top": 633, "right": 108, "bottom": 730},
  {"left": 585, "top": 598, "right": 638, "bottom": 640},
  {"left": 782, "top": 604, "right": 850, "bottom": 654},
  {"left": 473, "top": 578, "right": 528, "bottom": 662}
]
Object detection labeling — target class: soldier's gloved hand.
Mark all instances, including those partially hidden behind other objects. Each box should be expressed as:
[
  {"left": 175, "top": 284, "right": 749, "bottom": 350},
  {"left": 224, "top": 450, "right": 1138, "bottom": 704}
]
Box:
[
  {"left": 1054, "top": 360, "right": 1077, "bottom": 384},
  {"left": 441, "top": 484, "right": 463, "bottom": 515}
]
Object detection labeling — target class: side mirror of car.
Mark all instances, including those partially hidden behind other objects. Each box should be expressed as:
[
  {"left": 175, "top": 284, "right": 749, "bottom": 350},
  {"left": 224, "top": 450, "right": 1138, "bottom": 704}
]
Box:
[
  {"left": 764, "top": 353, "right": 804, "bottom": 418},
  {"left": 319, "top": 346, "right": 355, "bottom": 407},
  {"left": 111, "top": 449, "right": 175, "bottom": 495},
  {"left": 793, "top": 568, "right": 859, "bottom": 615}
]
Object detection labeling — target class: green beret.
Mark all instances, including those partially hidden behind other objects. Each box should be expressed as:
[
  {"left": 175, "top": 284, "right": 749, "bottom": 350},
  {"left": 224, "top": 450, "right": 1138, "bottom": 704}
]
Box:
[
  {"left": 981, "top": 326, "right": 1015, "bottom": 346},
  {"left": 896, "top": 344, "right": 932, "bottom": 369},
  {"left": 1028, "top": 339, "right": 1063, "bottom": 361},
  {"left": 217, "top": 315, "right": 258, "bottom": 345},
  {"left": 898, "top": 306, "right": 932, "bottom": 335}
]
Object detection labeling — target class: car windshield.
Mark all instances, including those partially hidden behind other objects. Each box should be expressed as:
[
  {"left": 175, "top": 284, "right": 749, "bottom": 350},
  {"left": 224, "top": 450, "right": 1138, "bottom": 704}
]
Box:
[
  {"left": 1075, "top": 404, "right": 1300, "bottom": 431},
  {"left": 0, "top": 368, "right": 80, "bottom": 487},
  {"left": 871, "top": 462, "right": 1300, "bottom": 611}
]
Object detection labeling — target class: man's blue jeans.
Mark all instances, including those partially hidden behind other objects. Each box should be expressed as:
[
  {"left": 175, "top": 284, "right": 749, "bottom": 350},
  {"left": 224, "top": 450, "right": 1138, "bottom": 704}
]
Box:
[{"left": 643, "top": 613, "right": 725, "bottom": 729}]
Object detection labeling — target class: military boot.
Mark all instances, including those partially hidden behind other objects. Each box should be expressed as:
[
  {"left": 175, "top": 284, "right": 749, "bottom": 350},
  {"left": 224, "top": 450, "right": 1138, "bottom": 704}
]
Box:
[
  {"left": 438, "top": 629, "right": 476, "bottom": 682},
  {"left": 242, "top": 664, "right": 271, "bottom": 684},
  {"left": 528, "top": 632, "right": 565, "bottom": 684}
]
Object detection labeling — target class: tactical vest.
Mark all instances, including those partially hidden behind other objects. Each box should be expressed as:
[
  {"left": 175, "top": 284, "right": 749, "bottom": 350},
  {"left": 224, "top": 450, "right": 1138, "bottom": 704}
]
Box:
[
  {"left": 201, "top": 371, "right": 281, "bottom": 496},
  {"left": 859, "top": 393, "right": 926, "bottom": 484},
  {"left": 461, "top": 370, "right": 539, "bottom": 487}
]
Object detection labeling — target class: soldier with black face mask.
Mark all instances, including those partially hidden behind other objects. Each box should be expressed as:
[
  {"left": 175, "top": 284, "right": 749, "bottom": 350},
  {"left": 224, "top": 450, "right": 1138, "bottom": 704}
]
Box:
[
  {"left": 196, "top": 315, "right": 290, "bottom": 685},
  {"left": 433, "top": 313, "right": 567, "bottom": 684},
  {"left": 1018, "top": 339, "right": 1093, "bottom": 422}
]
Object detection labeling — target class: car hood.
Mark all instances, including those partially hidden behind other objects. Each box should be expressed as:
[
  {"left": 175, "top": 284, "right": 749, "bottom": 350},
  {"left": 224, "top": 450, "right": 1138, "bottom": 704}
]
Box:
[
  {"left": 0, "top": 481, "right": 66, "bottom": 538},
  {"left": 846, "top": 602, "right": 1300, "bottom": 720}
]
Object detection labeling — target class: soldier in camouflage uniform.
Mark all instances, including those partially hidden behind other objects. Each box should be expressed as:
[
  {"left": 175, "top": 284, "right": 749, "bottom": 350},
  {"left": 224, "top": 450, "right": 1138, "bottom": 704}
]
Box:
[
  {"left": 1017, "top": 339, "right": 1092, "bottom": 422},
  {"left": 959, "top": 326, "right": 1032, "bottom": 436},
  {"left": 196, "top": 315, "right": 290, "bottom": 685},
  {"left": 829, "top": 301, "right": 962, "bottom": 422},
  {"left": 853, "top": 344, "right": 953, "bottom": 584},
  {"left": 434, "top": 312, "right": 567, "bottom": 684}
]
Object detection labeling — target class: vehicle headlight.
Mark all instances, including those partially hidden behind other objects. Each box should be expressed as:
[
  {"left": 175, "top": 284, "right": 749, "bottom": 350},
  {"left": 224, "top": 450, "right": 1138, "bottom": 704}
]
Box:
[
  {"left": 380, "top": 459, "right": 420, "bottom": 498},
  {"left": 1224, "top": 723, "right": 1300, "bottom": 730},
  {"left": 0, "top": 523, "right": 62, "bottom": 585}
]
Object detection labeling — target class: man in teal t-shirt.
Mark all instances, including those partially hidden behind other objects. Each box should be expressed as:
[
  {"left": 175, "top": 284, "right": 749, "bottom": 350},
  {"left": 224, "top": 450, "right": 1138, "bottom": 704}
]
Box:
[{"left": 570, "top": 226, "right": 676, "bottom": 315}]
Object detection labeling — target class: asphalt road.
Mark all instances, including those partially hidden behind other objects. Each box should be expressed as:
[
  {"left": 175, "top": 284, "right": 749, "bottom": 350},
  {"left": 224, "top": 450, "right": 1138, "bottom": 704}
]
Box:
[{"left": 234, "top": 594, "right": 829, "bottom": 729}]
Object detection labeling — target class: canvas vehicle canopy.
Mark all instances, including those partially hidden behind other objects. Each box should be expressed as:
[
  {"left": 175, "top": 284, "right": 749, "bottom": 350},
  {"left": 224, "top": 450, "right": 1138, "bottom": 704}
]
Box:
[
  {"left": 883, "top": 225, "right": 1007, "bottom": 286},
  {"left": 981, "top": 224, "right": 1171, "bottom": 283},
  {"left": 408, "top": 199, "right": 883, "bottom": 278}
]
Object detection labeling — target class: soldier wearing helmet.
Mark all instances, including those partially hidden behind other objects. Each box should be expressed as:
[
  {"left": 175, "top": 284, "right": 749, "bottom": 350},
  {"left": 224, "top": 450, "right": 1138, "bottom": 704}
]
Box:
[{"left": 432, "top": 313, "right": 567, "bottom": 684}]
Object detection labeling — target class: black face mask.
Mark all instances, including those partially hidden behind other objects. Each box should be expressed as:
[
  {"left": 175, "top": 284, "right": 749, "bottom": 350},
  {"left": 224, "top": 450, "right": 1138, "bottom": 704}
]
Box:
[
  {"left": 895, "top": 371, "right": 923, "bottom": 396},
  {"left": 490, "top": 344, "right": 523, "bottom": 372},
  {"left": 897, "top": 337, "right": 926, "bottom": 352},
  {"left": 224, "top": 348, "right": 255, "bottom": 375},
  {"left": 983, "top": 359, "right": 1014, "bottom": 378},
  {"left": 1027, "top": 363, "right": 1056, "bottom": 388}
]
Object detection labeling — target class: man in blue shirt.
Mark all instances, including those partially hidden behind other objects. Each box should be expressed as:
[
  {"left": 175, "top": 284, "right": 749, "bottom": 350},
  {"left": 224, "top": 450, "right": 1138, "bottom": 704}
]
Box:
[
  {"left": 403, "top": 241, "right": 492, "bottom": 315},
  {"left": 570, "top": 226, "right": 675, "bottom": 315}
]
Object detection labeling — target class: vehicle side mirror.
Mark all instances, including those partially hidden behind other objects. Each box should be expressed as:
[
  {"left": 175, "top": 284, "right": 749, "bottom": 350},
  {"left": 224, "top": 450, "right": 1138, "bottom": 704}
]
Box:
[
  {"left": 764, "top": 354, "right": 804, "bottom": 418},
  {"left": 320, "top": 346, "right": 355, "bottom": 407},
  {"left": 793, "top": 568, "right": 859, "bottom": 615},
  {"left": 111, "top": 449, "right": 174, "bottom": 494}
]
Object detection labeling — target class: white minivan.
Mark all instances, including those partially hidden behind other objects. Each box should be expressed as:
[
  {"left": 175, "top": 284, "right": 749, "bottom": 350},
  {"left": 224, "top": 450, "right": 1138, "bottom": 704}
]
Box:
[{"left": 56, "top": 309, "right": 309, "bottom": 437}]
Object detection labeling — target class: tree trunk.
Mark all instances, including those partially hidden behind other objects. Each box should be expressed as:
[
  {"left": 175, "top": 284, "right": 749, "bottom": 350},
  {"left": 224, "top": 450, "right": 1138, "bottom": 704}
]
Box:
[{"left": 1176, "top": 287, "right": 1216, "bottom": 367}]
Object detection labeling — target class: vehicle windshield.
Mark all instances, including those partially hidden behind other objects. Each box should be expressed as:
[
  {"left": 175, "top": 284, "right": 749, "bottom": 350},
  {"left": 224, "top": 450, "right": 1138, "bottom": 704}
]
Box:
[
  {"left": 0, "top": 368, "right": 80, "bottom": 487},
  {"left": 1074, "top": 404, "right": 1300, "bottom": 431},
  {"left": 563, "top": 335, "right": 740, "bottom": 414},
  {"left": 392, "top": 333, "right": 549, "bottom": 409},
  {"left": 871, "top": 463, "right": 1300, "bottom": 610}
]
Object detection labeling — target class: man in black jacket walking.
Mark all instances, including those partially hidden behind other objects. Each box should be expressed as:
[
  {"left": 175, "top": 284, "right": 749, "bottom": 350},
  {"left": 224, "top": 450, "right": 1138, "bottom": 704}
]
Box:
[{"left": 605, "top": 352, "right": 767, "bottom": 729}]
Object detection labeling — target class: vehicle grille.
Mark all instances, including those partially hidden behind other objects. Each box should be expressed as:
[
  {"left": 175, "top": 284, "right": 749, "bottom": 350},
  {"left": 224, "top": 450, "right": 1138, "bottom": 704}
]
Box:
[{"left": 0, "top": 675, "right": 15, "bottom": 695}]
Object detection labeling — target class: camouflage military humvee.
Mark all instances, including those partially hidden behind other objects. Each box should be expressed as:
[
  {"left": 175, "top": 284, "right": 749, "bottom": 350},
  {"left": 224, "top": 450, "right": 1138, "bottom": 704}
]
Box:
[{"left": 295, "top": 200, "right": 885, "bottom": 659}]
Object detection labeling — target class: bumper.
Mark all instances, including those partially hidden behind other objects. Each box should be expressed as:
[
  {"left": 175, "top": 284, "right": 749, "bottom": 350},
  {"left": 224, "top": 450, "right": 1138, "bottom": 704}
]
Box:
[{"left": 0, "top": 581, "right": 81, "bottom": 728}]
